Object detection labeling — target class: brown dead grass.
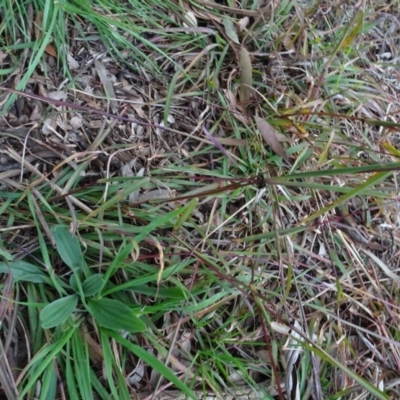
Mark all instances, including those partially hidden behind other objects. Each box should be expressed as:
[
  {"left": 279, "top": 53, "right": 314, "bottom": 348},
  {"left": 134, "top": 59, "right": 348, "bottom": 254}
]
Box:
[{"left": 1, "top": 0, "right": 400, "bottom": 399}]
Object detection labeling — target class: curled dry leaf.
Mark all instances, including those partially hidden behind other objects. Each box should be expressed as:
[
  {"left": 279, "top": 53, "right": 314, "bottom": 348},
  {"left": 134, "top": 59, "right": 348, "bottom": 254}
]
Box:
[
  {"left": 256, "top": 349, "right": 271, "bottom": 362},
  {"left": 88, "top": 120, "right": 103, "bottom": 129},
  {"left": 94, "top": 59, "right": 118, "bottom": 113},
  {"left": 183, "top": 11, "right": 197, "bottom": 27},
  {"left": 0, "top": 50, "right": 6, "bottom": 64},
  {"left": 222, "top": 89, "right": 250, "bottom": 125},
  {"left": 67, "top": 53, "right": 80, "bottom": 70},
  {"left": 34, "top": 11, "right": 43, "bottom": 40},
  {"left": 83, "top": 331, "right": 103, "bottom": 364},
  {"left": 239, "top": 47, "right": 252, "bottom": 103},
  {"left": 121, "top": 162, "right": 141, "bottom": 203},
  {"left": 56, "top": 115, "right": 72, "bottom": 131},
  {"left": 255, "top": 116, "right": 288, "bottom": 161},
  {"left": 42, "top": 117, "right": 57, "bottom": 136},
  {"left": 207, "top": 137, "right": 247, "bottom": 146},
  {"left": 180, "top": 0, "right": 222, "bottom": 24},
  {"left": 127, "top": 363, "right": 145, "bottom": 387},
  {"left": 179, "top": 330, "right": 192, "bottom": 354},
  {"left": 238, "top": 17, "right": 249, "bottom": 32},
  {"left": 48, "top": 91, "right": 67, "bottom": 101},
  {"left": 29, "top": 104, "right": 42, "bottom": 121},
  {"left": 223, "top": 88, "right": 238, "bottom": 108},
  {"left": 118, "top": 85, "right": 145, "bottom": 112},
  {"left": 128, "top": 95, "right": 145, "bottom": 118},
  {"left": 138, "top": 189, "right": 174, "bottom": 203},
  {"left": 282, "top": 33, "right": 295, "bottom": 52},
  {"left": 195, "top": 0, "right": 261, "bottom": 16},
  {"left": 166, "top": 114, "right": 175, "bottom": 124},
  {"left": 45, "top": 44, "right": 57, "bottom": 58},
  {"left": 70, "top": 116, "right": 83, "bottom": 129}
]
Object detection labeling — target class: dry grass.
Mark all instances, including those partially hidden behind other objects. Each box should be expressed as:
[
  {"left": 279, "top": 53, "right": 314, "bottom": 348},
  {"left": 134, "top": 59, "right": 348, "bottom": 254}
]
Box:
[{"left": 1, "top": 0, "right": 400, "bottom": 399}]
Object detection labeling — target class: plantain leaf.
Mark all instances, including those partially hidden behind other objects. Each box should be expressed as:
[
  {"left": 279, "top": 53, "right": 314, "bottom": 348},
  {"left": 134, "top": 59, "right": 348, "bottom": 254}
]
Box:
[
  {"left": 0, "top": 248, "right": 13, "bottom": 261},
  {"left": 0, "top": 261, "right": 48, "bottom": 283},
  {"left": 87, "top": 298, "right": 146, "bottom": 332},
  {"left": 51, "top": 225, "right": 84, "bottom": 272},
  {"left": 41, "top": 294, "right": 79, "bottom": 329},
  {"left": 82, "top": 274, "right": 104, "bottom": 297},
  {"left": 70, "top": 273, "right": 79, "bottom": 293}
]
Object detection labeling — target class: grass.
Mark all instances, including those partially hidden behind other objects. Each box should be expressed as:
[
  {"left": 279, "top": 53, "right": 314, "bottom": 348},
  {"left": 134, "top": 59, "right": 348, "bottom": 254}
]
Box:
[{"left": 1, "top": 0, "right": 400, "bottom": 399}]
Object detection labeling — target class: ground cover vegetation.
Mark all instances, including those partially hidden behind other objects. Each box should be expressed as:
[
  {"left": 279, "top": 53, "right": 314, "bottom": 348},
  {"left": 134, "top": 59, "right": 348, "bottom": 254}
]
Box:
[{"left": 0, "top": 0, "right": 400, "bottom": 399}]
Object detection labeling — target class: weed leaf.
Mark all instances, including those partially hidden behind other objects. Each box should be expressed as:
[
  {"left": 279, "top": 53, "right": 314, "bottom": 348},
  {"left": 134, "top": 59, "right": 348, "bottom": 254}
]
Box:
[
  {"left": 70, "top": 274, "right": 79, "bottom": 293},
  {"left": 0, "top": 261, "right": 48, "bottom": 283},
  {"left": 82, "top": 274, "right": 105, "bottom": 297},
  {"left": 87, "top": 298, "right": 146, "bottom": 332},
  {"left": 0, "top": 248, "right": 13, "bottom": 261},
  {"left": 51, "top": 225, "right": 84, "bottom": 272},
  {"left": 41, "top": 294, "right": 79, "bottom": 329}
]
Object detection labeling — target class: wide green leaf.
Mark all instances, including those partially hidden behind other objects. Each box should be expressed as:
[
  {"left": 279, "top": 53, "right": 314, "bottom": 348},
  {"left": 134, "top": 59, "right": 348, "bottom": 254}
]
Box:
[
  {"left": 51, "top": 225, "right": 84, "bottom": 272},
  {"left": 82, "top": 274, "right": 105, "bottom": 297},
  {"left": 0, "top": 261, "right": 48, "bottom": 283},
  {"left": 87, "top": 298, "right": 146, "bottom": 332},
  {"left": 0, "top": 247, "right": 13, "bottom": 261},
  {"left": 70, "top": 273, "right": 79, "bottom": 293},
  {"left": 41, "top": 294, "right": 79, "bottom": 329}
]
